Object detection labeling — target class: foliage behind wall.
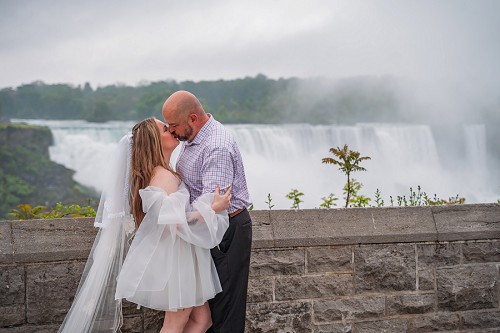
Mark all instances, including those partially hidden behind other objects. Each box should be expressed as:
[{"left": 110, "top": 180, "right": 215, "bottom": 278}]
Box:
[{"left": 0, "top": 75, "right": 442, "bottom": 124}]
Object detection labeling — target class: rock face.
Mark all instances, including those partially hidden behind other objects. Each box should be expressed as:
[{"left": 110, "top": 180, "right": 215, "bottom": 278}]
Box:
[
  {"left": 0, "top": 122, "right": 52, "bottom": 154},
  {"left": 0, "top": 122, "right": 96, "bottom": 218}
]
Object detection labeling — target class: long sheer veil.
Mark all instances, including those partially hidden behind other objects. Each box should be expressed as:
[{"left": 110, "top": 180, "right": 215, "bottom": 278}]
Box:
[{"left": 58, "top": 134, "right": 135, "bottom": 333}]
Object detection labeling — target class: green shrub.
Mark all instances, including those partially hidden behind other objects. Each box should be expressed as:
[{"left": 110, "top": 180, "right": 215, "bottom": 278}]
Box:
[{"left": 8, "top": 202, "right": 96, "bottom": 220}]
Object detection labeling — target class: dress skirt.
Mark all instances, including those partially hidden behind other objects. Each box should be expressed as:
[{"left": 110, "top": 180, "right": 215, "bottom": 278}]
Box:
[{"left": 115, "top": 183, "right": 229, "bottom": 311}]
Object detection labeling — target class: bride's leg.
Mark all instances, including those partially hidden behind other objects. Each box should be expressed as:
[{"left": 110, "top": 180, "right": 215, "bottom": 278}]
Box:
[
  {"left": 182, "top": 302, "right": 212, "bottom": 333},
  {"left": 160, "top": 308, "right": 192, "bottom": 333}
]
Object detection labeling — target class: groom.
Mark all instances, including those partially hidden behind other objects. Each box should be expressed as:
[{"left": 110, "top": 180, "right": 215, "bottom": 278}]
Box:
[{"left": 162, "top": 90, "right": 252, "bottom": 333}]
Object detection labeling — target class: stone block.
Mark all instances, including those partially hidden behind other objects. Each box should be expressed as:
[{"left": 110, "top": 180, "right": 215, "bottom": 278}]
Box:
[
  {"left": 0, "top": 304, "right": 25, "bottom": 327},
  {"left": 250, "top": 249, "right": 304, "bottom": 277},
  {"left": 313, "top": 296, "right": 385, "bottom": 323},
  {"left": 408, "top": 312, "right": 460, "bottom": 332},
  {"left": 367, "top": 206, "right": 436, "bottom": 242},
  {"left": 462, "top": 241, "right": 500, "bottom": 263},
  {"left": 417, "top": 268, "right": 434, "bottom": 291},
  {"left": 355, "top": 319, "right": 408, "bottom": 333},
  {"left": 121, "top": 315, "right": 142, "bottom": 333},
  {"left": 270, "top": 209, "right": 332, "bottom": 247},
  {"left": 386, "top": 293, "right": 435, "bottom": 315},
  {"left": 26, "top": 261, "right": 85, "bottom": 324},
  {"left": 247, "top": 277, "right": 273, "bottom": 303},
  {"left": 313, "top": 323, "right": 352, "bottom": 333},
  {"left": 275, "top": 274, "right": 352, "bottom": 301},
  {"left": 251, "top": 225, "right": 274, "bottom": 249},
  {"left": 432, "top": 204, "right": 500, "bottom": 241},
  {"left": 143, "top": 307, "right": 163, "bottom": 333},
  {"left": 12, "top": 218, "right": 96, "bottom": 263},
  {"left": 460, "top": 310, "right": 500, "bottom": 330},
  {"left": 269, "top": 206, "right": 437, "bottom": 247},
  {"left": 437, "top": 264, "right": 498, "bottom": 311},
  {"left": 307, "top": 246, "right": 352, "bottom": 273},
  {"left": 0, "top": 223, "right": 13, "bottom": 263},
  {"left": 249, "top": 210, "right": 271, "bottom": 226},
  {"left": 354, "top": 244, "right": 416, "bottom": 292},
  {"left": 0, "top": 265, "right": 25, "bottom": 305},
  {"left": 416, "top": 243, "right": 461, "bottom": 268},
  {"left": 246, "top": 302, "right": 312, "bottom": 333}
]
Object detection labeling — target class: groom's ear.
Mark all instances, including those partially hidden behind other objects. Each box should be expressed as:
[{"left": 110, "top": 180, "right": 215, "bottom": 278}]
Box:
[{"left": 188, "top": 113, "right": 198, "bottom": 124}]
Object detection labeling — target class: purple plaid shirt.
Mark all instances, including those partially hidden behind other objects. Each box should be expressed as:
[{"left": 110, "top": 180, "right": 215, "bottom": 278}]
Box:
[{"left": 175, "top": 115, "right": 251, "bottom": 214}]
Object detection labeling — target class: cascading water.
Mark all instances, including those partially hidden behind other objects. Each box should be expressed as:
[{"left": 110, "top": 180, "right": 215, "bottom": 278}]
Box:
[
  {"left": 229, "top": 123, "right": 446, "bottom": 208},
  {"left": 12, "top": 119, "right": 498, "bottom": 209}
]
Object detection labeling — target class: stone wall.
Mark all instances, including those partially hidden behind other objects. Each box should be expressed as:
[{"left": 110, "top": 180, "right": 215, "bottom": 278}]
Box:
[{"left": 1, "top": 204, "right": 499, "bottom": 332}]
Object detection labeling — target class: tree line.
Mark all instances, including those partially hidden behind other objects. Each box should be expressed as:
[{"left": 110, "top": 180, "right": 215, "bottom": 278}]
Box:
[{"left": 1, "top": 74, "right": 423, "bottom": 124}]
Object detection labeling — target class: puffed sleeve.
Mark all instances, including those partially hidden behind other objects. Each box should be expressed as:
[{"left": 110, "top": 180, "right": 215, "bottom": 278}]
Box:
[
  {"left": 176, "top": 192, "right": 229, "bottom": 249},
  {"left": 175, "top": 185, "right": 229, "bottom": 249},
  {"left": 141, "top": 185, "right": 229, "bottom": 249}
]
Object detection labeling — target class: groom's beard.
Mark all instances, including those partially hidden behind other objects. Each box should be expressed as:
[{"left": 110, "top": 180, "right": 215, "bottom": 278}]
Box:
[{"left": 175, "top": 125, "right": 194, "bottom": 141}]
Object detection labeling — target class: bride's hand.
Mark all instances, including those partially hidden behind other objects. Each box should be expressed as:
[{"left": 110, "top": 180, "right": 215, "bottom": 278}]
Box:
[{"left": 212, "top": 186, "right": 232, "bottom": 213}]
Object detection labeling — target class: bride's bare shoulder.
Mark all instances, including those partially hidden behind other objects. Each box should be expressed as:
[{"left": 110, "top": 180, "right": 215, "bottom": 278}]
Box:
[{"left": 150, "top": 166, "right": 180, "bottom": 194}]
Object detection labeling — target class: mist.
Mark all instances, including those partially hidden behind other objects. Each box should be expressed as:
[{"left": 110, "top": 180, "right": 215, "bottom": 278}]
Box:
[{"left": 1, "top": 1, "right": 499, "bottom": 94}]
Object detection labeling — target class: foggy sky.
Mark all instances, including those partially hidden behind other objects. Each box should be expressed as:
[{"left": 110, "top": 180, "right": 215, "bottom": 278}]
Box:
[{"left": 1, "top": 0, "right": 499, "bottom": 99}]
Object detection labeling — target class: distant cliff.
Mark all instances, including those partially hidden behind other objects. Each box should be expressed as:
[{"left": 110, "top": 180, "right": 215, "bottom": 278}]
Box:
[{"left": 0, "top": 122, "right": 96, "bottom": 218}]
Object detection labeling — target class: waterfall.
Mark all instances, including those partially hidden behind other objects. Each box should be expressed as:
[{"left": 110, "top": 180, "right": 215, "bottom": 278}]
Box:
[
  {"left": 12, "top": 120, "right": 136, "bottom": 191},
  {"left": 227, "top": 123, "right": 444, "bottom": 208},
  {"left": 11, "top": 119, "right": 498, "bottom": 209}
]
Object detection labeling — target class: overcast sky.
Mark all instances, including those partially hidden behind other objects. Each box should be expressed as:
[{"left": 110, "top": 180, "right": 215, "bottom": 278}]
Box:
[{"left": 1, "top": 0, "right": 499, "bottom": 96}]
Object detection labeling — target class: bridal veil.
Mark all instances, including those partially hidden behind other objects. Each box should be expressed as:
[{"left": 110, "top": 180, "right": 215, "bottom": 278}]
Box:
[{"left": 58, "top": 134, "right": 135, "bottom": 333}]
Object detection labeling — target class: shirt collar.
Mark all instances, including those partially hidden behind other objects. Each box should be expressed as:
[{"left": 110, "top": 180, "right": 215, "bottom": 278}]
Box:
[{"left": 186, "top": 114, "right": 214, "bottom": 146}]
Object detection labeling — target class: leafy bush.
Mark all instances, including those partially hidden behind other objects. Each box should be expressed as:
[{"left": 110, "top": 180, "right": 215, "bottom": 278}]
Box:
[
  {"left": 320, "top": 193, "right": 338, "bottom": 209},
  {"left": 286, "top": 189, "right": 304, "bottom": 210},
  {"left": 8, "top": 202, "right": 96, "bottom": 220}
]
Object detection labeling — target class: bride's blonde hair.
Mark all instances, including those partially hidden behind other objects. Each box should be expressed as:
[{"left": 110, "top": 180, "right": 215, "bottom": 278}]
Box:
[{"left": 130, "top": 117, "right": 173, "bottom": 227}]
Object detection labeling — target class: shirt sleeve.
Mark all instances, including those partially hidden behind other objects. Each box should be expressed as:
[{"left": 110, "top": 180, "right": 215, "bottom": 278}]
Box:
[{"left": 200, "top": 146, "right": 234, "bottom": 194}]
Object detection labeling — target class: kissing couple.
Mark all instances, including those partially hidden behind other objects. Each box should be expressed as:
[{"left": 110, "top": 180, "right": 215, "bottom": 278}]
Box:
[{"left": 58, "top": 91, "right": 252, "bottom": 333}]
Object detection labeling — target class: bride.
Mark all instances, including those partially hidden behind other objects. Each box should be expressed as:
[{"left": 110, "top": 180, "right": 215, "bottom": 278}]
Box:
[{"left": 58, "top": 117, "right": 231, "bottom": 333}]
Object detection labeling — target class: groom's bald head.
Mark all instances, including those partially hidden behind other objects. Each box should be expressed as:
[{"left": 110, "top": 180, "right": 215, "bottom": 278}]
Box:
[
  {"left": 162, "top": 90, "right": 209, "bottom": 141},
  {"left": 162, "top": 91, "right": 204, "bottom": 118}
]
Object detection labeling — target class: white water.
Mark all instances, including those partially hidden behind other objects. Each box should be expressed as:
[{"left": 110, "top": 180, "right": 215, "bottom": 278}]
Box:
[{"left": 12, "top": 119, "right": 499, "bottom": 209}]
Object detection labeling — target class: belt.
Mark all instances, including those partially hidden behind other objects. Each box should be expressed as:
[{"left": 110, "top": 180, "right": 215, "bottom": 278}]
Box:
[{"left": 229, "top": 208, "right": 244, "bottom": 218}]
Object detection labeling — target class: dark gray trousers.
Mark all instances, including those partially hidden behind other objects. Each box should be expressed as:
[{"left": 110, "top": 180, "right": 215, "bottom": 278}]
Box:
[{"left": 206, "top": 208, "right": 252, "bottom": 333}]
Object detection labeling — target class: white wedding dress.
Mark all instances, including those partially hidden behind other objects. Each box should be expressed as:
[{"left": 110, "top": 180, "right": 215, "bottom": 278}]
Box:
[
  {"left": 58, "top": 134, "right": 229, "bottom": 333},
  {"left": 115, "top": 183, "right": 229, "bottom": 311}
]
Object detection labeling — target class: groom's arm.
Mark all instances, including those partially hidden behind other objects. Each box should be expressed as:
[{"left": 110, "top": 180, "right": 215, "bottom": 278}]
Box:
[{"left": 200, "top": 146, "right": 234, "bottom": 195}]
